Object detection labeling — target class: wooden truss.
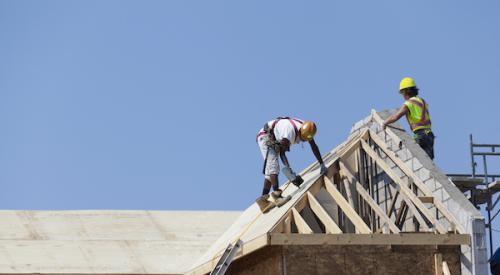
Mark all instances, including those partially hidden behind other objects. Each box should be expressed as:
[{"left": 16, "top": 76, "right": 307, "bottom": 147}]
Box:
[{"left": 271, "top": 129, "right": 464, "bottom": 235}]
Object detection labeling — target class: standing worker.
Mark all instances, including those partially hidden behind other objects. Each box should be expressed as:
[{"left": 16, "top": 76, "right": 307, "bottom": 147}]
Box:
[
  {"left": 383, "top": 77, "right": 435, "bottom": 159},
  {"left": 256, "top": 117, "right": 328, "bottom": 211}
]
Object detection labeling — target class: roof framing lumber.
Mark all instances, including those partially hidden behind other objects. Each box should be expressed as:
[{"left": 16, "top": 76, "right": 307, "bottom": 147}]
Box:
[
  {"left": 307, "top": 192, "right": 343, "bottom": 234},
  {"left": 291, "top": 208, "right": 313, "bottom": 234},
  {"left": 324, "top": 176, "right": 371, "bottom": 233},
  {"left": 368, "top": 130, "right": 464, "bottom": 233},
  {"left": 360, "top": 139, "right": 447, "bottom": 234},
  {"left": 339, "top": 161, "right": 400, "bottom": 233},
  {"left": 269, "top": 233, "right": 470, "bottom": 246}
]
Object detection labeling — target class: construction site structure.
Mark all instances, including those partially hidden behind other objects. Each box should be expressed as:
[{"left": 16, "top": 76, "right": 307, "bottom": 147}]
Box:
[
  {"left": 0, "top": 110, "right": 489, "bottom": 275},
  {"left": 447, "top": 135, "right": 500, "bottom": 259}
]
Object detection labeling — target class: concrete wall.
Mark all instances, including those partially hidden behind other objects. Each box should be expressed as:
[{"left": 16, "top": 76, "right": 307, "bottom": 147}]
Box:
[{"left": 227, "top": 244, "right": 462, "bottom": 275}]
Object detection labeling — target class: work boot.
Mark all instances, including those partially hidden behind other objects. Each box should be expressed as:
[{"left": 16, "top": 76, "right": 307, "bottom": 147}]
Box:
[
  {"left": 255, "top": 194, "right": 273, "bottom": 213},
  {"left": 270, "top": 189, "right": 283, "bottom": 200},
  {"left": 275, "top": 195, "right": 291, "bottom": 207}
]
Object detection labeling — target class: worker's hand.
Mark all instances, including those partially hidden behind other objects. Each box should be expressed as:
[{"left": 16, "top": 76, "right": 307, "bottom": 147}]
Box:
[
  {"left": 382, "top": 122, "right": 388, "bottom": 130},
  {"left": 320, "top": 163, "right": 328, "bottom": 176}
]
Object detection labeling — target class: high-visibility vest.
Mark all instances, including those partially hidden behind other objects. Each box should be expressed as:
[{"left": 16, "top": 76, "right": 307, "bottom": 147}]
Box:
[{"left": 404, "top": 97, "right": 432, "bottom": 132}]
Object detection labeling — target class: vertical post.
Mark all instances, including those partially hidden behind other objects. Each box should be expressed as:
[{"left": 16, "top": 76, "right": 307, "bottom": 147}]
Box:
[
  {"left": 470, "top": 134, "right": 476, "bottom": 178},
  {"left": 434, "top": 253, "right": 443, "bottom": 275},
  {"left": 484, "top": 155, "right": 493, "bottom": 258},
  {"left": 470, "top": 134, "right": 478, "bottom": 208}
]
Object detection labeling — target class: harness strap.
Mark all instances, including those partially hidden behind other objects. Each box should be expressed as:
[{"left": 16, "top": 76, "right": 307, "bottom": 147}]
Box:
[{"left": 407, "top": 98, "right": 431, "bottom": 131}]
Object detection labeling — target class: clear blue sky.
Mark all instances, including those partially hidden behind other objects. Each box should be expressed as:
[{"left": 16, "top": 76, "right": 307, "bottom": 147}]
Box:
[{"left": 1, "top": 0, "right": 499, "bottom": 249}]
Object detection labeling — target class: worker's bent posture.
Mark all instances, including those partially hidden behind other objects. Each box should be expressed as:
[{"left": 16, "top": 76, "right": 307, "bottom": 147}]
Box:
[
  {"left": 383, "top": 77, "right": 435, "bottom": 159},
  {"left": 256, "top": 117, "right": 327, "bottom": 206}
]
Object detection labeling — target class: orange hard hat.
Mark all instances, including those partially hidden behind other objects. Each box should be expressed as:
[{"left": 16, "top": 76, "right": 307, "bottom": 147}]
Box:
[{"left": 300, "top": 121, "right": 317, "bottom": 141}]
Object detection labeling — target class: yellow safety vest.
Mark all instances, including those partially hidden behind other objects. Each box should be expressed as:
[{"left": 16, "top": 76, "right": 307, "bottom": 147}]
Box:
[{"left": 404, "top": 96, "right": 432, "bottom": 132}]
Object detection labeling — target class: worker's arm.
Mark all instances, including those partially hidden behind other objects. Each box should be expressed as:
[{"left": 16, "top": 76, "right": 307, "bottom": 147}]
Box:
[
  {"left": 383, "top": 105, "right": 409, "bottom": 129},
  {"left": 279, "top": 139, "right": 291, "bottom": 167},
  {"left": 308, "top": 139, "right": 324, "bottom": 164},
  {"left": 309, "top": 139, "right": 328, "bottom": 176}
]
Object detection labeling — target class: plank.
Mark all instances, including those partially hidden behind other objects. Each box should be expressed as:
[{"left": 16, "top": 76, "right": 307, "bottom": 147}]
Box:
[
  {"left": 419, "top": 196, "right": 434, "bottom": 203},
  {"left": 342, "top": 178, "right": 356, "bottom": 208},
  {"left": 368, "top": 130, "right": 464, "bottom": 233},
  {"left": 284, "top": 214, "right": 292, "bottom": 234},
  {"left": 307, "top": 192, "right": 342, "bottom": 234},
  {"left": 387, "top": 191, "right": 399, "bottom": 217},
  {"left": 442, "top": 261, "right": 451, "bottom": 275},
  {"left": 360, "top": 140, "right": 447, "bottom": 234},
  {"left": 291, "top": 208, "right": 313, "bottom": 234},
  {"left": 323, "top": 177, "right": 371, "bottom": 234},
  {"left": 339, "top": 161, "right": 400, "bottom": 233},
  {"left": 269, "top": 233, "right": 470, "bottom": 246},
  {"left": 434, "top": 253, "right": 443, "bottom": 275}
]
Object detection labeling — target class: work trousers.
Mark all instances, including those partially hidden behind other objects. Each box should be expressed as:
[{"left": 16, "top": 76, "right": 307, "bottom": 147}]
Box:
[{"left": 414, "top": 129, "right": 435, "bottom": 160}]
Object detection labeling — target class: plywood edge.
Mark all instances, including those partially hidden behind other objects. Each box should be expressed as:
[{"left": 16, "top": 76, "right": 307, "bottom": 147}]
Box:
[
  {"left": 269, "top": 233, "right": 470, "bottom": 246},
  {"left": 185, "top": 234, "right": 269, "bottom": 275}
]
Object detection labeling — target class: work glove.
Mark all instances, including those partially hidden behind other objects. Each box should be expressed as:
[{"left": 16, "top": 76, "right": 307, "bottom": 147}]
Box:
[{"left": 320, "top": 163, "right": 328, "bottom": 176}]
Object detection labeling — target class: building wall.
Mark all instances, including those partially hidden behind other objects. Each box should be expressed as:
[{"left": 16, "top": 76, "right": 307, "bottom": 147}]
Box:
[{"left": 227, "top": 245, "right": 461, "bottom": 275}]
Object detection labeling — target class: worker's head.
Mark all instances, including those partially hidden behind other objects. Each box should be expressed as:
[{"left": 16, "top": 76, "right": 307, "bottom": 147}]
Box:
[
  {"left": 299, "top": 121, "right": 317, "bottom": 141},
  {"left": 399, "top": 77, "right": 419, "bottom": 100}
]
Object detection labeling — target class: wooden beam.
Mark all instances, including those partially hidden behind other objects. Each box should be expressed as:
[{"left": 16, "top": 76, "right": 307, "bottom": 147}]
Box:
[
  {"left": 284, "top": 213, "right": 292, "bottom": 233},
  {"left": 442, "top": 261, "right": 451, "bottom": 275},
  {"left": 419, "top": 196, "right": 434, "bottom": 204},
  {"left": 434, "top": 253, "right": 443, "bottom": 275},
  {"left": 360, "top": 140, "right": 446, "bottom": 234},
  {"left": 269, "top": 233, "right": 471, "bottom": 246},
  {"left": 387, "top": 190, "right": 399, "bottom": 217},
  {"left": 341, "top": 178, "right": 354, "bottom": 207},
  {"left": 368, "top": 130, "right": 464, "bottom": 233},
  {"left": 339, "top": 161, "right": 400, "bottom": 233},
  {"left": 307, "top": 192, "right": 343, "bottom": 234},
  {"left": 292, "top": 208, "right": 313, "bottom": 234},
  {"left": 323, "top": 176, "right": 371, "bottom": 234}
]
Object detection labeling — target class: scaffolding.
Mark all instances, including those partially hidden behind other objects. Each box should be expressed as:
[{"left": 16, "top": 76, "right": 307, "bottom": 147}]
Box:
[{"left": 448, "top": 134, "right": 500, "bottom": 258}]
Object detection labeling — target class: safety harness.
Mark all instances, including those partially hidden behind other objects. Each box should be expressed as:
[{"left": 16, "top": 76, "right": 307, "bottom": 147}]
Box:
[{"left": 258, "top": 117, "right": 304, "bottom": 175}]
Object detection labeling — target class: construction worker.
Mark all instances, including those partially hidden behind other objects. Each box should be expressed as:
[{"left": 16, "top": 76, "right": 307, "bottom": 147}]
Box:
[
  {"left": 256, "top": 117, "right": 328, "bottom": 208},
  {"left": 383, "top": 77, "right": 435, "bottom": 159}
]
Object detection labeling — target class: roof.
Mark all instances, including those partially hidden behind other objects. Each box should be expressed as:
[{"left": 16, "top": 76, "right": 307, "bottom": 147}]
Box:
[
  {"left": 187, "top": 109, "right": 486, "bottom": 275},
  {"left": 0, "top": 210, "right": 241, "bottom": 274}
]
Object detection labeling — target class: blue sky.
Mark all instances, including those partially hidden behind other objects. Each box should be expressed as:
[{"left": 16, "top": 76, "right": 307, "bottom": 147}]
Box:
[{"left": 1, "top": 0, "right": 499, "bottom": 250}]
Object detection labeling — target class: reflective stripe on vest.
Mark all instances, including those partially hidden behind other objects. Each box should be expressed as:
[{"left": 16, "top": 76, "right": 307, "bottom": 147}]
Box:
[{"left": 405, "top": 97, "right": 431, "bottom": 132}]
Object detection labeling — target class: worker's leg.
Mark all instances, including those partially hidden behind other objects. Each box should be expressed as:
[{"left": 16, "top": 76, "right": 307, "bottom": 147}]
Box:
[
  {"left": 258, "top": 135, "right": 280, "bottom": 195},
  {"left": 415, "top": 131, "right": 435, "bottom": 160}
]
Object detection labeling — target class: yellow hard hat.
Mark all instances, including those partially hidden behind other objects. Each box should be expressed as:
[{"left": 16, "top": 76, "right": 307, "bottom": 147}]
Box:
[
  {"left": 300, "top": 121, "right": 317, "bottom": 141},
  {"left": 399, "top": 77, "right": 417, "bottom": 92}
]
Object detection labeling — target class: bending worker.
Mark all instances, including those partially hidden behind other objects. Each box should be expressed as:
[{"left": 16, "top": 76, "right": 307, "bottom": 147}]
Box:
[
  {"left": 383, "top": 77, "right": 435, "bottom": 159},
  {"left": 256, "top": 117, "right": 328, "bottom": 206}
]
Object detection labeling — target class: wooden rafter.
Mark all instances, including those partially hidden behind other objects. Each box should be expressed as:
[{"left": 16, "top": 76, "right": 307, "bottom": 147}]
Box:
[
  {"left": 339, "top": 161, "right": 400, "bottom": 233},
  {"left": 307, "top": 192, "right": 343, "bottom": 234},
  {"left": 368, "top": 130, "right": 464, "bottom": 233},
  {"left": 292, "top": 208, "right": 313, "bottom": 234},
  {"left": 360, "top": 139, "right": 446, "bottom": 233},
  {"left": 323, "top": 177, "right": 371, "bottom": 234}
]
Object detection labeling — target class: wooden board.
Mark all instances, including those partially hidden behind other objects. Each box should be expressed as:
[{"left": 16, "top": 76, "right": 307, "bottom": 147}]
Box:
[
  {"left": 307, "top": 192, "right": 343, "bottom": 234},
  {"left": 292, "top": 208, "right": 313, "bottom": 234},
  {"left": 339, "top": 161, "right": 400, "bottom": 234},
  {"left": 269, "top": 233, "right": 470, "bottom": 246},
  {"left": 368, "top": 130, "right": 464, "bottom": 233},
  {"left": 360, "top": 140, "right": 447, "bottom": 234},
  {"left": 323, "top": 177, "right": 371, "bottom": 234}
]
